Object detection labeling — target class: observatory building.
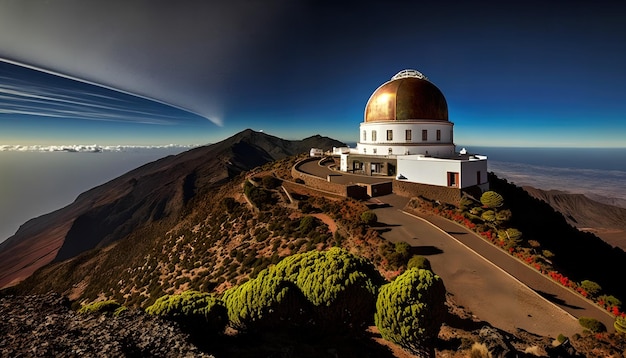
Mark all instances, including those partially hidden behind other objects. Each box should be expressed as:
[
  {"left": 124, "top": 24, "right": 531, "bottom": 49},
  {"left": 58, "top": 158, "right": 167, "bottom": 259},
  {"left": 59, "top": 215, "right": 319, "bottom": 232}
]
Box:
[{"left": 339, "top": 69, "right": 488, "bottom": 191}]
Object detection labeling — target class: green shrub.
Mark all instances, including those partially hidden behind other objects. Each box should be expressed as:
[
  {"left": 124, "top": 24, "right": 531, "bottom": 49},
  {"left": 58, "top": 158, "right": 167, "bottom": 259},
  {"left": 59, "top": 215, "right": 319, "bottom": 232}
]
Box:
[
  {"left": 375, "top": 268, "right": 446, "bottom": 354},
  {"left": 495, "top": 209, "right": 512, "bottom": 222},
  {"left": 580, "top": 280, "right": 602, "bottom": 297},
  {"left": 480, "top": 191, "right": 504, "bottom": 209},
  {"left": 271, "top": 247, "right": 384, "bottom": 332},
  {"left": 481, "top": 210, "right": 496, "bottom": 222},
  {"left": 145, "top": 290, "right": 227, "bottom": 335},
  {"left": 598, "top": 295, "right": 622, "bottom": 308},
  {"left": 299, "top": 215, "right": 317, "bottom": 235},
  {"left": 224, "top": 248, "right": 384, "bottom": 333},
  {"left": 78, "top": 300, "right": 125, "bottom": 315},
  {"left": 614, "top": 316, "right": 626, "bottom": 334},
  {"left": 360, "top": 211, "right": 378, "bottom": 226},
  {"left": 222, "top": 269, "right": 309, "bottom": 332},
  {"left": 498, "top": 228, "right": 523, "bottom": 249},
  {"left": 407, "top": 255, "right": 432, "bottom": 271},
  {"left": 244, "top": 181, "right": 274, "bottom": 209},
  {"left": 261, "top": 175, "right": 282, "bottom": 189},
  {"left": 557, "top": 333, "right": 567, "bottom": 343},
  {"left": 578, "top": 317, "right": 606, "bottom": 333}
]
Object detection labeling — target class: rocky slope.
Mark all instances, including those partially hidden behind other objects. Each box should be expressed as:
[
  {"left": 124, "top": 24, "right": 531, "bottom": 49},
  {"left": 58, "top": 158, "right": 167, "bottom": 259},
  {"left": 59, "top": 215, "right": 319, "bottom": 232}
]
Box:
[
  {"left": 0, "top": 293, "right": 213, "bottom": 357},
  {"left": 0, "top": 129, "right": 344, "bottom": 288},
  {"left": 523, "top": 186, "right": 626, "bottom": 249}
]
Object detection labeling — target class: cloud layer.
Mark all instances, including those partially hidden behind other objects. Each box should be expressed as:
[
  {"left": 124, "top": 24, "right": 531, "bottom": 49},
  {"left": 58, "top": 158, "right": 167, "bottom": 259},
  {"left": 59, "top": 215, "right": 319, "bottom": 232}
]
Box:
[{"left": 0, "top": 144, "right": 196, "bottom": 153}]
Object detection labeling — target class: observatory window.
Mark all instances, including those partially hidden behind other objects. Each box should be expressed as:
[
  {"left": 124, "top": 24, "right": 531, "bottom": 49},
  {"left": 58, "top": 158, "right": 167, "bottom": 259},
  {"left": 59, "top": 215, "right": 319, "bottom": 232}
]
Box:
[
  {"left": 362, "top": 130, "right": 366, "bottom": 141},
  {"left": 388, "top": 148, "right": 393, "bottom": 155},
  {"left": 405, "top": 129, "right": 412, "bottom": 141},
  {"left": 436, "top": 129, "right": 441, "bottom": 141},
  {"left": 422, "top": 130, "right": 428, "bottom": 141},
  {"left": 386, "top": 130, "right": 393, "bottom": 141},
  {"left": 372, "top": 130, "right": 377, "bottom": 142},
  {"left": 373, "top": 148, "right": 377, "bottom": 154}
]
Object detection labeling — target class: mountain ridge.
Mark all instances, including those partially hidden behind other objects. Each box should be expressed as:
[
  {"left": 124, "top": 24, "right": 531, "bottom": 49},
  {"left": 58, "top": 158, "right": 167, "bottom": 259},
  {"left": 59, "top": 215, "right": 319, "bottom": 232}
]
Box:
[
  {"left": 523, "top": 185, "right": 626, "bottom": 249},
  {"left": 0, "top": 129, "right": 344, "bottom": 288}
]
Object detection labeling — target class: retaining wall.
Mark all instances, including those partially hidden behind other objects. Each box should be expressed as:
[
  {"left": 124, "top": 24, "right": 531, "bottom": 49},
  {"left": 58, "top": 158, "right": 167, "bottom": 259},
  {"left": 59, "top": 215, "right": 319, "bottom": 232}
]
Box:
[{"left": 393, "top": 180, "right": 462, "bottom": 206}]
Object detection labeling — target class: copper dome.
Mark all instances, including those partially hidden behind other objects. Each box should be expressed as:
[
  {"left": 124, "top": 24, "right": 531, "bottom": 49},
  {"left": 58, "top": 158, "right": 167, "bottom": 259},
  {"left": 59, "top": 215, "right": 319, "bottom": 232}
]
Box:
[{"left": 364, "top": 70, "right": 448, "bottom": 122}]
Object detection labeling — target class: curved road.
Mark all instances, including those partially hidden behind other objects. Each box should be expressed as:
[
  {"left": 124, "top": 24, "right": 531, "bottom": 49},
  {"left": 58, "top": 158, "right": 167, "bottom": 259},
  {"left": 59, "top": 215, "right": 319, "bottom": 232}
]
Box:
[{"left": 298, "top": 158, "right": 615, "bottom": 337}]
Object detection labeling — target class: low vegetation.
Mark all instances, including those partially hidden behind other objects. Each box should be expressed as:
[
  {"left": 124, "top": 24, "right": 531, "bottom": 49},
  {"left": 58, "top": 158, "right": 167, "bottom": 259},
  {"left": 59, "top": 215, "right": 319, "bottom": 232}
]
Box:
[
  {"left": 145, "top": 290, "right": 228, "bottom": 337},
  {"left": 78, "top": 300, "right": 126, "bottom": 316},
  {"left": 140, "top": 247, "right": 447, "bottom": 355},
  {"left": 578, "top": 317, "right": 607, "bottom": 333}
]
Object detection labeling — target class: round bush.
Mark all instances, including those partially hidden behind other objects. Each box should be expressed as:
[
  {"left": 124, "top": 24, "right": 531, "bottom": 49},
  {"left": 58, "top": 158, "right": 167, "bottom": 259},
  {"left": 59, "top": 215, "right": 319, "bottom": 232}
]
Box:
[
  {"left": 407, "top": 255, "right": 432, "bottom": 271},
  {"left": 375, "top": 268, "right": 446, "bottom": 353},
  {"left": 360, "top": 211, "right": 378, "bottom": 225},
  {"left": 578, "top": 317, "right": 606, "bottom": 333},
  {"left": 222, "top": 269, "right": 309, "bottom": 332},
  {"left": 480, "top": 191, "right": 504, "bottom": 209},
  {"left": 580, "top": 280, "right": 602, "bottom": 297},
  {"left": 146, "top": 290, "right": 227, "bottom": 335},
  {"left": 271, "top": 247, "right": 384, "bottom": 332}
]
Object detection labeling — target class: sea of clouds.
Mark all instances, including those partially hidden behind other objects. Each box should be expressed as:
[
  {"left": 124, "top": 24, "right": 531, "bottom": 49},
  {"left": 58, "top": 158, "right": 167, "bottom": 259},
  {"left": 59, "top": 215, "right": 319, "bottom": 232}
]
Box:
[
  {"left": 0, "top": 144, "right": 196, "bottom": 153},
  {"left": 489, "top": 160, "right": 626, "bottom": 207}
]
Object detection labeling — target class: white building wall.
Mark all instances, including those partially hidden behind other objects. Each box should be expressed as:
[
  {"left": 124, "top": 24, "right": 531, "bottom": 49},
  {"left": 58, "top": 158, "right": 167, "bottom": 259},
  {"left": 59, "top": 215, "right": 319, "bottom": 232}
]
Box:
[
  {"left": 340, "top": 154, "right": 348, "bottom": 171},
  {"left": 397, "top": 155, "right": 488, "bottom": 189},
  {"left": 397, "top": 156, "right": 462, "bottom": 187},
  {"left": 359, "top": 121, "right": 452, "bottom": 145},
  {"left": 357, "top": 121, "right": 455, "bottom": 156},
  {"left": 459, "top": 158, "right": 489, "bottom": 188},
  {"left": 357, "top": 143, "right": 454, "bottom": 156}
]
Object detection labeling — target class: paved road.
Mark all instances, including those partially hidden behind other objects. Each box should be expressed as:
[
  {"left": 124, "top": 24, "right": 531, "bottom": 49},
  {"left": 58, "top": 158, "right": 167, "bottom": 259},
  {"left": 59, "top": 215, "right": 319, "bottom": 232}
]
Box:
[
  {"left": 297, "top": 158, "right": 616, "bottom": 336},
  {"left": 373, "top": 194, "right": 615, "bottom": 337}
]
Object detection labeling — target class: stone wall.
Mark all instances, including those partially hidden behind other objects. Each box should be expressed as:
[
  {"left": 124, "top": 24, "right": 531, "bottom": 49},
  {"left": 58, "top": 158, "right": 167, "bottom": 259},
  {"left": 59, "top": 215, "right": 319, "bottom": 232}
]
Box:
[
  {"left": 393, "top": 180, "right": 462, "bottom": 207},
  {"left": 292, "top": 158, "right": 347, "bottom": 196}
]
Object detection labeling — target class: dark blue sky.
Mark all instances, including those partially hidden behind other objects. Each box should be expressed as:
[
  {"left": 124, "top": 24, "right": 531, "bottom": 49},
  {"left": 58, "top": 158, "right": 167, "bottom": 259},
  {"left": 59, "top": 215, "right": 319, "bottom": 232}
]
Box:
[{"left": 0, "top": 1, "right": 625, "bottom": 147}]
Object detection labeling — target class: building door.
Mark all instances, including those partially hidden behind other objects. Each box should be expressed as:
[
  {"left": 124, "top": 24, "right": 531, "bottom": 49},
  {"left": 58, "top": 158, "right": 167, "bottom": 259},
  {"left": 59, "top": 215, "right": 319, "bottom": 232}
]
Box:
[{"left": 447, "top": 172, "right": 459, "bottom": 187}]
